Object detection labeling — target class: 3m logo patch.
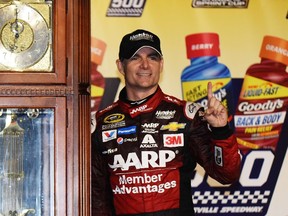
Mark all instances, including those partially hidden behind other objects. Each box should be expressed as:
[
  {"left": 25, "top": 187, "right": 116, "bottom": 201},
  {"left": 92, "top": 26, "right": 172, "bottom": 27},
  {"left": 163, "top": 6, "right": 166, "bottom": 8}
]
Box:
[
  {"left": 106, "top": 0, "right": 147, "bottom": 17},
  {"left": 102, "top": 130, "right": 117, "bottom": 142},
  {"left": 163, "top": 134, "right": 184, "bottom": 147}
]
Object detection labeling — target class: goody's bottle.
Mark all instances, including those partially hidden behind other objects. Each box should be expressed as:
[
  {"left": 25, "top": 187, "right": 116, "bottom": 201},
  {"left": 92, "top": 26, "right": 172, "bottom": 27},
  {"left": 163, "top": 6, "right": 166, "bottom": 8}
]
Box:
[
  {"left": 234, "top": 35, "right": 288, "bottom": 153},
  {"left": 91, "top": 37, "right": 106, "bottom": 112},
  {"left": 181, "top": 33, "right": 234, "bottom": 124}
]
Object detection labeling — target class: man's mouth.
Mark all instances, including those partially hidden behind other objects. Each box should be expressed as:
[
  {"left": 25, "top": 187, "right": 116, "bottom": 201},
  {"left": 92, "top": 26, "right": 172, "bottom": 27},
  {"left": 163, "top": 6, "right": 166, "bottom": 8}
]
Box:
[{"left": 137, "top": 72, "right": 151, "bottom": 76}]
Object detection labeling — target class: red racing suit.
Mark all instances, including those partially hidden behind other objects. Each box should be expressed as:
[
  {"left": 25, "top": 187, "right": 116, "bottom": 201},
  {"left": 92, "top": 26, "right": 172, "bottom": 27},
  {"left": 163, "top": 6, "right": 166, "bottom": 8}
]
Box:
[{"left": 91, "top": 87, "right": 241, "bottom": 216}]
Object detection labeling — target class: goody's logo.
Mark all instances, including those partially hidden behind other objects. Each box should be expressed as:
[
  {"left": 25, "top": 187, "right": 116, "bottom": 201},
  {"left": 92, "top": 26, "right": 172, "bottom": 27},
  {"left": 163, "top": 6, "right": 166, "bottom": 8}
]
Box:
[{"left": 106, "top": 0, "right": 147, "bottom": 17}]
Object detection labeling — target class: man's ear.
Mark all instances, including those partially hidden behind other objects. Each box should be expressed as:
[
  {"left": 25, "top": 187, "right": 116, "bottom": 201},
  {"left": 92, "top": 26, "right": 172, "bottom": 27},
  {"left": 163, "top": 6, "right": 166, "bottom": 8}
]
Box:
[
  {"left": 116, "top": 59, "right": 125, "bottom": 75},
  {"left": 160, "top": 58, "right": 164, "bottom": 73}
]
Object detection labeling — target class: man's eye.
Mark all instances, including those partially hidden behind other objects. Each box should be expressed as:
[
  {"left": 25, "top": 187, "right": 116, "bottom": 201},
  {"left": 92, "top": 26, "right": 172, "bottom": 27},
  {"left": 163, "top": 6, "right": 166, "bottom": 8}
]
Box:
[
  {"left": 149, "top": 55, "right": 161, "bottom": 61},
  {"left": 130, "top": 56, "right": 139, "bottom": 61}
]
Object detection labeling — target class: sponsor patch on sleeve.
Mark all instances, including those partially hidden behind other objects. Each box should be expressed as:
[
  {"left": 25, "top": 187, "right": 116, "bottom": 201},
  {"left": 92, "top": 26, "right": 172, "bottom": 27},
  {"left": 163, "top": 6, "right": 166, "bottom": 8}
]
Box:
[
  {"left": 214, "top": 146, "right": 223, "bottom": 166},
  {"left": 185, "top": 102, "right": 201, "bottom": 120}
]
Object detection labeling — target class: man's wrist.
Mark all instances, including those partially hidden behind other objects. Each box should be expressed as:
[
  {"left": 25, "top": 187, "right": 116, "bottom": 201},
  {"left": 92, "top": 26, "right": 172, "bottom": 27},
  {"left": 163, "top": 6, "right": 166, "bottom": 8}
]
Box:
[{"left": 210, "top": 123, "right": 233, "bottom": 140}]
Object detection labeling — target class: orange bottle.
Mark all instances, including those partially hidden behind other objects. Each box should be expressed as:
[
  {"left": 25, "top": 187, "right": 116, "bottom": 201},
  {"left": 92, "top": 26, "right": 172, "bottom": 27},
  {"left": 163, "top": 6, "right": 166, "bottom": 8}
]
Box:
[
  {"left": 91, "top": 38, "right": 106, "bottom": 112},
  {"left": 234, "top": 36, "right": 288, "bottom": 153}
]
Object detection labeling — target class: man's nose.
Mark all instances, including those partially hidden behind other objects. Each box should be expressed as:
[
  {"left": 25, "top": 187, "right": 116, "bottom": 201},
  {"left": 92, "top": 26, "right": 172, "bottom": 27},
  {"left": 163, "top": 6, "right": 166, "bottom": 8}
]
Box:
[{"left": 140, "top": 58, "right": 149, "bottom": 68}]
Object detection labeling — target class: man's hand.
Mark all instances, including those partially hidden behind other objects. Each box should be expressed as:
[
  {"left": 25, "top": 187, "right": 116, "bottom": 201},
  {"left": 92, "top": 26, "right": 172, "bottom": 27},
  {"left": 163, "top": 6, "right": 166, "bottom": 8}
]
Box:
[{"left": 204, "top": 82, "right": 228, "bottom": 127}]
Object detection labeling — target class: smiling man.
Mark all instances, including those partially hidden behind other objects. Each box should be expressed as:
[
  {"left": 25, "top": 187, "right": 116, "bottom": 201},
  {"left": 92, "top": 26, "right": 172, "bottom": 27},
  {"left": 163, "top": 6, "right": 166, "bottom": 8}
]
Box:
[{"left": 91, "top": 29, "right": 241, "bottom": 216}]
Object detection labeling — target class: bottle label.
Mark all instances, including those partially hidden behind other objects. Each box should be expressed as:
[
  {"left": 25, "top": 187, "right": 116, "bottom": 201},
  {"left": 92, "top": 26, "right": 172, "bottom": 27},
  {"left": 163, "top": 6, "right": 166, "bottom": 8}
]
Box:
[
  {"left": 239, "top": 75, "right": 288, "bottom": 99},
  {"left": 182, "top": 78, "right": 231, "bottom": 107},
  {"left": 234, "top": 74, "right": 288, "bottom": 152}
]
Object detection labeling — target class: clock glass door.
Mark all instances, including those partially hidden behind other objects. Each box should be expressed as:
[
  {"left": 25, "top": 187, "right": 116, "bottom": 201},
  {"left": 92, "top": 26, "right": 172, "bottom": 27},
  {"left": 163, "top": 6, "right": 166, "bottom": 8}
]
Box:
[{"left": 0, "top": 108, "right": 54, "bottom": 216}]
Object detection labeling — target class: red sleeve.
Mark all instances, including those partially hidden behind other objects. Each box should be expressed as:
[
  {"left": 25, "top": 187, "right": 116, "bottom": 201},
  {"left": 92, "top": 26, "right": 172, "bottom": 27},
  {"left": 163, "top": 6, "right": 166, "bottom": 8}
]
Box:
[
  {"left": 209, "top": 134, "right": 241, "bottom": 184},
  {"left": 188, "top": 114, "right": 241, "bottom": 184}
]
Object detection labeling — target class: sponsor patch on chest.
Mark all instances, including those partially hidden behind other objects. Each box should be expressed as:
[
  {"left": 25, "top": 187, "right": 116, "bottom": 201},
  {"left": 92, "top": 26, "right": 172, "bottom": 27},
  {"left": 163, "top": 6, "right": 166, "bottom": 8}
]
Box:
[{"left": 163, "top": 133, "right": 184, "bottom": 147}]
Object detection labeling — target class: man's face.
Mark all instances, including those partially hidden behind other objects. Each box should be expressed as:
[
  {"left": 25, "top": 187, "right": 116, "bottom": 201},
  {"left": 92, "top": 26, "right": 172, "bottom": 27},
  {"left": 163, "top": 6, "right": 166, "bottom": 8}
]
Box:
[{"left": 119, "top": 47, "right": 163, "bottom": 91}]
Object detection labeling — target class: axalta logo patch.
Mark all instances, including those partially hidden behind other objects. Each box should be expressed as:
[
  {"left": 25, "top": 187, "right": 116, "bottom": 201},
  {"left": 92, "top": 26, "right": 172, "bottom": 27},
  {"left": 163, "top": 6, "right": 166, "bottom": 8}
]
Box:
[
  {"left": 102, "top": 130, "right": 117, "bottom": 142},
  {"left": 163, "top": 134, "right": 184, "bottom": 147},
  {"left": 140, "top": 134, "right": 158, "bottom": 148},
  {"left": 106, "top": 0, "right": 147, "bottom": 17}
]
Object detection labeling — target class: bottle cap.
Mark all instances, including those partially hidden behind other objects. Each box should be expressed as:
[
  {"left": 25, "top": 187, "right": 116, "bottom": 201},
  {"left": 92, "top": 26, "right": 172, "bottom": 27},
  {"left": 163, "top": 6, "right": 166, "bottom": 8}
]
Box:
[
  {"left": 185, "top": 33, "right": 220, "bottom": 58},
  {"left": 91, "top": 37, "right": 107, "bottom": 65},
  {"left": 260, "top": 36, "right": 288, "bottom": 65}
]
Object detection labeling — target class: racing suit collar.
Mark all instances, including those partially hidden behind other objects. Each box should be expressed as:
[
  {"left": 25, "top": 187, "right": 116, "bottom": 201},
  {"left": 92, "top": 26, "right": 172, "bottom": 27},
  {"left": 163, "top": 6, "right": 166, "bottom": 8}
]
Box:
[{"left": 118, "top": 86, "right": 164, "bottom": 118}]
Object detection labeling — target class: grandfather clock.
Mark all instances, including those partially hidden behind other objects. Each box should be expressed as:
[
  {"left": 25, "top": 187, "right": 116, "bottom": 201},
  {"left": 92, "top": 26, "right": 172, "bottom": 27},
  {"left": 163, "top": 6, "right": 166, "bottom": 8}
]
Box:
[{"left": 0, "top": 0, "right": 91, "bottom": 216}]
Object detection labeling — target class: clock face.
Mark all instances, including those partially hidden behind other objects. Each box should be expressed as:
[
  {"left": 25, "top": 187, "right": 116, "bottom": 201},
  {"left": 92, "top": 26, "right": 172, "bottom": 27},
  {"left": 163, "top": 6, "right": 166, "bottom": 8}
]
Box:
[{"left": 0, "top": 2, "right": 52, "bottom": 71}]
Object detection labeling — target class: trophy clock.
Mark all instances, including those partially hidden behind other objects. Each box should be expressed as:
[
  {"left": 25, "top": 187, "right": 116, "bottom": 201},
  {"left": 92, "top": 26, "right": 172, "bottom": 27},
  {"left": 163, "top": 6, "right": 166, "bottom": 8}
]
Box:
[
  {"left": 0, "top": 1, "right": 59, "bottom": 216},
  {"left": 0, "top": 0, "right": 91, "bottom": 216}
]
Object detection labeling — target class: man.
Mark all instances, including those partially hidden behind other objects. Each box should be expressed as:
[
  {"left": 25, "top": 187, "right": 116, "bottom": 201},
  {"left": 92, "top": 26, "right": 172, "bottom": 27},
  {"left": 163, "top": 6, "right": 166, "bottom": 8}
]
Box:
[{"left": 91, "top": 29, "right": 241, "bottom": 216}]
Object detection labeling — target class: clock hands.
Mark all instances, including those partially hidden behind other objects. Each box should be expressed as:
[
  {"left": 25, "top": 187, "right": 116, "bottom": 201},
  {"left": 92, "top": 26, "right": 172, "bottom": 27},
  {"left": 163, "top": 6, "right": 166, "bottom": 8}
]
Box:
[
  {"left": 10, "top": 6, "right": 24, "bottom": 52},
  {"left": 13, "top": 7, "right": 20, "bottom": 38}
]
